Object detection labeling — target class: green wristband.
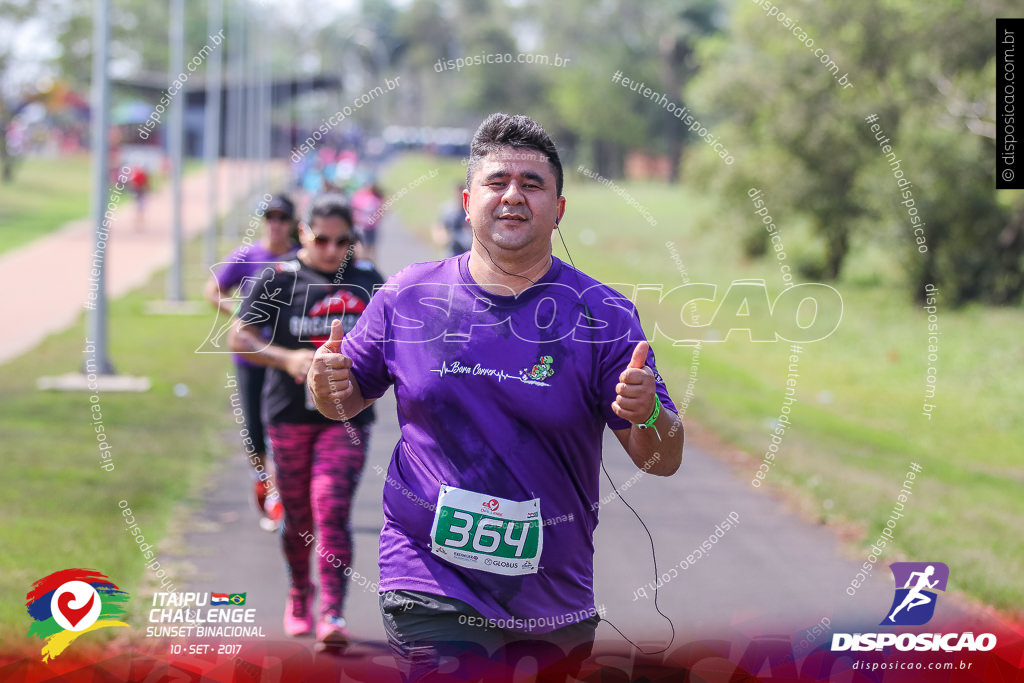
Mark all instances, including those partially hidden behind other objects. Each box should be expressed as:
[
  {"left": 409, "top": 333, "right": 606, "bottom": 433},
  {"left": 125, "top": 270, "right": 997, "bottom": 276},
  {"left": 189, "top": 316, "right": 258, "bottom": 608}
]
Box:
[{"left": 637, "top": 394, "right": 661, "bottom": 430}]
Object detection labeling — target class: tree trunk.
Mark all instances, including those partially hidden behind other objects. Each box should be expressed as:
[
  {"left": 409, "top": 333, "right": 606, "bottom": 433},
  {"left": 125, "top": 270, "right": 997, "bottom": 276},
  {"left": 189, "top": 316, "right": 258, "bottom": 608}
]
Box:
[
  {"left": 823, "top": 228, "right": 849, "bottom": 280},
  {"left": 913, "top": 248, "right": 937, "bottom": 305},
  {"left": 660, "top": 35, "right": 683, "bottom": 184},
  {"left": 0, "top": 113, "right": 12, "bottom": 184},
  {"left": 993, "top": 207, "right": 1024, "bottom": 304},
  {"left": 594, "top": 138, "right": 621, "bottom": 179},
  {"left": 660, "top": 30, "right": 698, "bottom": 184}
]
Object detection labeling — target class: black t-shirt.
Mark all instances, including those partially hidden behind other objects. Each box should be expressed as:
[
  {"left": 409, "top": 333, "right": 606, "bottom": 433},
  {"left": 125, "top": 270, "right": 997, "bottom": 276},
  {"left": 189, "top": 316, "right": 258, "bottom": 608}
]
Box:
[{"left": 237, "top": 258, "right": 385, "bottom": 426}]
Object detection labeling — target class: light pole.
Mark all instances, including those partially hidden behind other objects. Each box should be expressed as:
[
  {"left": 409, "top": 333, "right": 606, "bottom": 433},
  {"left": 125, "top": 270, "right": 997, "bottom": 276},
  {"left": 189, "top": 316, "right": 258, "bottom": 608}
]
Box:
[
  {"left": 204, "top": 0, "right": 224, "bottom": 267},
  {"left": 167, "top": 0, "right": 185, "bottom": 302},
  {"left": 85, "top": 0, "right": 114, "bottom": 374}
]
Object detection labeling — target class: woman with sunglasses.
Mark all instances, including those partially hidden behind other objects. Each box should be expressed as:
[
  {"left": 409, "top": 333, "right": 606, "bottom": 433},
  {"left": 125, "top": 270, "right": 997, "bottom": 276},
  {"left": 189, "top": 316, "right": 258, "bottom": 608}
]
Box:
[{"left": 229, "top": 193, "right": 385, "bottom": 649}]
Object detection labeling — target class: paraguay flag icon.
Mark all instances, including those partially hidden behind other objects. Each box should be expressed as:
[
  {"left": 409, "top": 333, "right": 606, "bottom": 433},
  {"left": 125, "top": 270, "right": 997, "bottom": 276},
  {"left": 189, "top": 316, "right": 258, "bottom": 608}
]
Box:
[{"left": 881, "top": 562, "right": 949, "bottom": 626}]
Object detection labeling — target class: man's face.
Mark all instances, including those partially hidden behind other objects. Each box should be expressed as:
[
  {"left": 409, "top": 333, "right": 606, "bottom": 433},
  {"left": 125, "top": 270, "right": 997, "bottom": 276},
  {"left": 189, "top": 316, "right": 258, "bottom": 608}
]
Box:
[
  {"left": 464, "top": 147, "right": 565, "bottom": 255},
  {"left": 300, "top": 215, "right": 354, "bottom": 273}
]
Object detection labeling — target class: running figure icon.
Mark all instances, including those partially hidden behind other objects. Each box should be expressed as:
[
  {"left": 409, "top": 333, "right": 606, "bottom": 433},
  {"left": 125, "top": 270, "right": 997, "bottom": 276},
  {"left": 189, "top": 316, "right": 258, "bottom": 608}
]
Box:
[{"left": 887, "top": 565, "right": 938, "bottom": 622}]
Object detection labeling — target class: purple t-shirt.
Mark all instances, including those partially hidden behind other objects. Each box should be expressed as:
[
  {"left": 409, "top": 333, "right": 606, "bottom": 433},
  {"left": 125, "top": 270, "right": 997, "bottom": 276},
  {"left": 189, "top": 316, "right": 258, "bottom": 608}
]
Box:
[
  {"left": 214, "top": 243, "right": 297, "bottom": 365},
  {"left": 342, "top": 252, "right": 676, "bottom": 633}
]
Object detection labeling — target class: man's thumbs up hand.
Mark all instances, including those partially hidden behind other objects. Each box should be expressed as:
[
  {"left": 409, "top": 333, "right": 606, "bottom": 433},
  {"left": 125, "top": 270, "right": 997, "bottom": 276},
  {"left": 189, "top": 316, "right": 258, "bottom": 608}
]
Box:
[
  {"left": 612, "top": 341, "right": 657, "bottom": 425},
  {"left": 322, "top": 317, "right": 345, "bottom": 352},
  {"left": 308, "top": 319, "right": 353, "bottom": 406},
  {"left": 627, "top": 340, "right": 649, "bottom": 369}
]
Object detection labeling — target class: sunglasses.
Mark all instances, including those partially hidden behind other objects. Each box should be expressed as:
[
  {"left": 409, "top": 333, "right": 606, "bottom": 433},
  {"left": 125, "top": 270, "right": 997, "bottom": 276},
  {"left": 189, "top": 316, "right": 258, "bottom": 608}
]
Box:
[{"left": 310, "top": 233, "right": 355, "bottom": 248}]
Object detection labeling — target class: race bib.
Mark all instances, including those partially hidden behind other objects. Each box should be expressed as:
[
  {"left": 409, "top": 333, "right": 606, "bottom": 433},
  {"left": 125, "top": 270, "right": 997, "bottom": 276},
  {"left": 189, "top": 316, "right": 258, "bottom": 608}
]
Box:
[{"left": 430, "top": 485, "right": 542, "bottom": 576}]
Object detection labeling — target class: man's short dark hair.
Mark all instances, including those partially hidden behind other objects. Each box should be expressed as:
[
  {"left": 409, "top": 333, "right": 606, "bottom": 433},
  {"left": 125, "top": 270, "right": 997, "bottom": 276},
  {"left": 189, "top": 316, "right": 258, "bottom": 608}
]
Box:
[
  {"left": 306, "top": 193, "right": 354, "bottom": 230},
  {"left": 466, "top": 113, "right": 563, "bottom": 197}
]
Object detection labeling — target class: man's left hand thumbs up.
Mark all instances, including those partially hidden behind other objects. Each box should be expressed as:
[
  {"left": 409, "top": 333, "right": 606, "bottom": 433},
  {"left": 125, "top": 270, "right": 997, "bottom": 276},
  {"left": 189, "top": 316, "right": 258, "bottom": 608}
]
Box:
[{"left": 612, "top": 341, "right": 657, "bottom": 425}]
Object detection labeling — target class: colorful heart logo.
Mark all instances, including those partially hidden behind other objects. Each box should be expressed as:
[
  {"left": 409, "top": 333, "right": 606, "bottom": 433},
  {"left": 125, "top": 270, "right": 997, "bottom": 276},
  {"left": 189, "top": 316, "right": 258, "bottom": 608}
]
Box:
[
  {"left": 27, "top": 569, "right": 129, "bottom": 662},
  {"left": 57, "top": 591, "right": 95, "bottom": 628},
  {"left": 49, "top": 581, "right": 101, "bottom": 632}
]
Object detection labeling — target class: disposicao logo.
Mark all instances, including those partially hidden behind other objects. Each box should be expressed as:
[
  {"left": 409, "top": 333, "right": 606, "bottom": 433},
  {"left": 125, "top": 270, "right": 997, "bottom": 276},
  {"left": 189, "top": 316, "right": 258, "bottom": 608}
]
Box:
[
  {"left": 831, "top": 561, "right": 996, "bottom": 653},
  {"left": 25, "top": 569, "right": 129, "bottom": 661},
  {"left": 882, "top": 562, "right": 948, "bottom": 626}
]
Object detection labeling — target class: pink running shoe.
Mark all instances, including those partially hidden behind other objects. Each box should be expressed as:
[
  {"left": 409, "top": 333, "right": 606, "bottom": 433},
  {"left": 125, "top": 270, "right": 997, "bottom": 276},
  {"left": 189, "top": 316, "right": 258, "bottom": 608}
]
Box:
[
  {"left": 283, "top": 587, "right": 314, "bottom": 636},
  {"left": 316, "top": 615, "right": 351, "bottom": 649}
]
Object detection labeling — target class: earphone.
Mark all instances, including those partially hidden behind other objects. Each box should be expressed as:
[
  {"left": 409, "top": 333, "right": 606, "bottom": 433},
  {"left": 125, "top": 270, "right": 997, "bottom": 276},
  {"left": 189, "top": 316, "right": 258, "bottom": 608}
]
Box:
[
  {"left": 555, "top": 222, "right": 677, "bottom": 656},
  {"left": 469, "top": 203, "right": 676, "bottom": 654}
]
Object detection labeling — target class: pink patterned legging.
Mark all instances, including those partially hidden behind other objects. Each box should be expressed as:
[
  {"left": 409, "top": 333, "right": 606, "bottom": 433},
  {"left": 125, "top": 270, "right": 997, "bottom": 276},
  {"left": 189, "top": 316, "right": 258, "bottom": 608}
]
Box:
[{"left": 267, "top": 422, "right": 368, "bottom": 618}]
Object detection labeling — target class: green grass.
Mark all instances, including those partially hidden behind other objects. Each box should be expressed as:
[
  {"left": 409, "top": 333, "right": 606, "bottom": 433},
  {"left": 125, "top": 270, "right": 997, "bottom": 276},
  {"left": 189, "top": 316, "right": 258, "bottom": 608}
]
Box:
[
  {"left": 0, "top": 156, "right": 94, "bottom": 254},
  {"left": 383, "top": 153, "right": 1024, "bottom": 616},
  {"left": 380, "top": 153, "right": 465, "bottom": 251},
  {"left": 0, "top": 237, "right": 241, "bottom": 645},
  {"left": 0, "top": 156, "right": 208, "bottom": 256}
]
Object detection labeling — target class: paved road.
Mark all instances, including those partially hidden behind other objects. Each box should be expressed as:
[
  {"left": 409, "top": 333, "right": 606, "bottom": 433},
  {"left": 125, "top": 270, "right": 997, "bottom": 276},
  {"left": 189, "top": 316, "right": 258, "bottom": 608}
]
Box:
[{"left": 168, "top": 215, "right": 1010, "bottom": 677}]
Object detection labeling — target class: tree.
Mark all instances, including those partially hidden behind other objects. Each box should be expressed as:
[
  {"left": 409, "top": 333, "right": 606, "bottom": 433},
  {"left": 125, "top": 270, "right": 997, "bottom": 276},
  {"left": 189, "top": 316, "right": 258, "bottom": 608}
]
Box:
[
  {"left": 630, "top": 0, "right": 722, "bottom": 182},
  {"left": 531, "top": 0, "right": 663, "bottom": 178},
  {"left": 686, "top": 0, "right": 1024, "bottom": 300},
  {"left": 687, "top": 1, "right": 877, "bottom": 279}
]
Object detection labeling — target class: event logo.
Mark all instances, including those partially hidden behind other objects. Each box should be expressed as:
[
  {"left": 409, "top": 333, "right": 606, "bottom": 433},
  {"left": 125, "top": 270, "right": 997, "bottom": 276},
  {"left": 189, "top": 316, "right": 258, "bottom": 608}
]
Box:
[
  {"left": 25, "top": 569, "right": 129, "bottom": 661},
  {"left": 882, "top": 562, "right": 948, "bottom": 626}
]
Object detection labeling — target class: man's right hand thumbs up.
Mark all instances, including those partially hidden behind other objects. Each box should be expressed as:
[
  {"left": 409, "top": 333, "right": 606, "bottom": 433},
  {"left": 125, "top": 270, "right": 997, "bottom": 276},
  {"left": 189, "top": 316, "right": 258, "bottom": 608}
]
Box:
[
  {"left": 308, "top": 319, "right": 354, "bottom": 414},
  {"left": 321, "top": 317, "right": 345, "bottom": 352}
]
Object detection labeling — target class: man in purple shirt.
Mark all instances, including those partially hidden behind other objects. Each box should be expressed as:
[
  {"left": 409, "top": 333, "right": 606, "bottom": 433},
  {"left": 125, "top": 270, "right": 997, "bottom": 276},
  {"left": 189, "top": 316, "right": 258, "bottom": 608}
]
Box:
[{"left": 307, "top": 113, "right": 683, "bottom": 680}]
